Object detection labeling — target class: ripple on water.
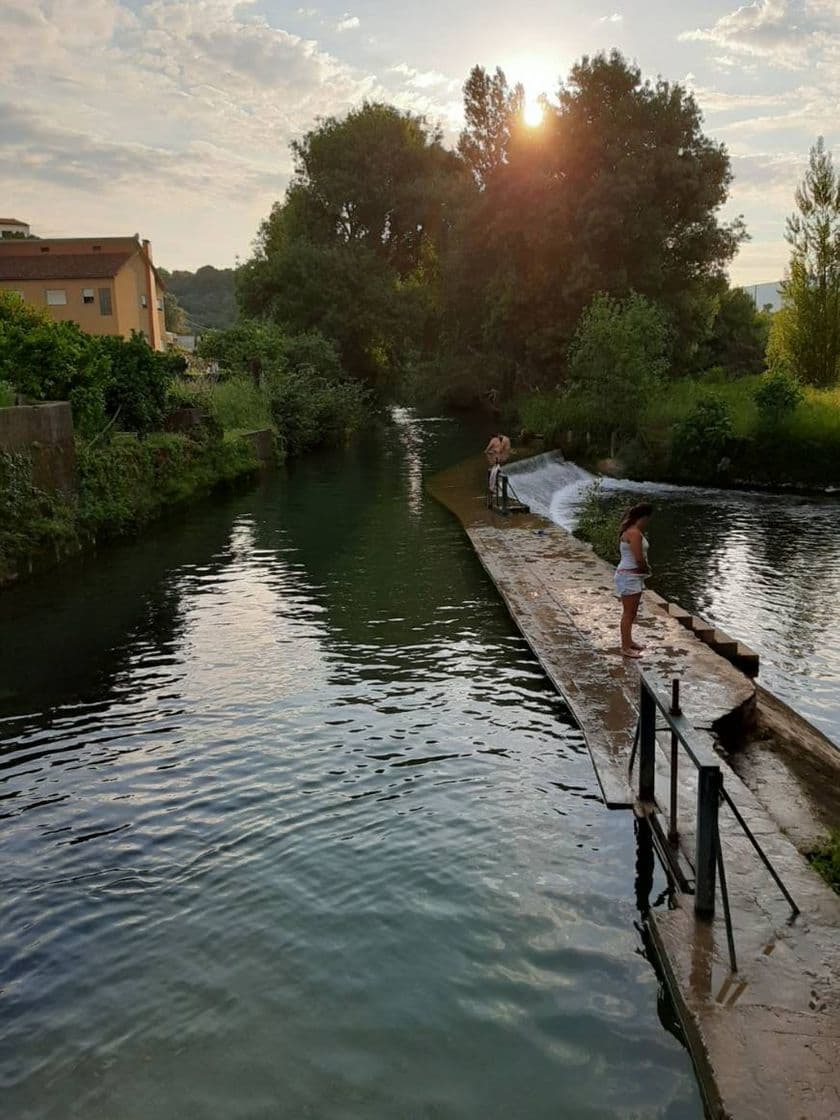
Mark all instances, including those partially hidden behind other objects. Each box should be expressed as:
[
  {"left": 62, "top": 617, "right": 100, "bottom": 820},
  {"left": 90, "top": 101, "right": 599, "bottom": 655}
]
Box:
[{"left": 0, "top": 419, "right": 702, "bottom": 1119}]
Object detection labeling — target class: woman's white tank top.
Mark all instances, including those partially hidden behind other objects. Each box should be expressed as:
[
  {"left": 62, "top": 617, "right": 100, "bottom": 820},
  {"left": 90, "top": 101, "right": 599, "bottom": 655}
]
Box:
[{"left": 617, "top": 535, "right": 648, "bottom": 571}]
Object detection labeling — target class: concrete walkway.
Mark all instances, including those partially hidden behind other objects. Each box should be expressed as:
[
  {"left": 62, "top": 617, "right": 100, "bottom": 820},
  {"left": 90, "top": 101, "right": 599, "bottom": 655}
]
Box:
[{"left": 430, "top": 455, "right": 840, "bottom": 1120}]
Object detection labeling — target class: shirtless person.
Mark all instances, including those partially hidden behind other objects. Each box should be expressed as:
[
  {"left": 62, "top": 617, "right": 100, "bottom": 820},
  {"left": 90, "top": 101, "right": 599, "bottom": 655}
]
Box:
[{"left": 485, "top": 434, "right": 503, "bottom": 463}]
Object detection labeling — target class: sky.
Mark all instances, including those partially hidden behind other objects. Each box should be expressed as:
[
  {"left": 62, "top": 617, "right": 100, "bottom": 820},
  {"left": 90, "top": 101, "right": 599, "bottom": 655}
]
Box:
[{"left": 1, "top": 0, "right": 838, "bottom": 284}]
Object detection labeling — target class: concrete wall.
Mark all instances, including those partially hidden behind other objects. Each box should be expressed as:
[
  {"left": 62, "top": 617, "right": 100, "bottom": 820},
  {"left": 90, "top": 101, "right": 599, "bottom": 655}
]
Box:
[{"left": 0, "top": 402, "right": 76, "bottom": 494}]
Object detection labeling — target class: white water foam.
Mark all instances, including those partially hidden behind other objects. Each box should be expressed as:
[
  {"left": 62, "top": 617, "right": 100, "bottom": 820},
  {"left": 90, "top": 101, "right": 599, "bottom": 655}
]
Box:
[{"left": 504, "top": 451, "right": 706, "bottom": 530}]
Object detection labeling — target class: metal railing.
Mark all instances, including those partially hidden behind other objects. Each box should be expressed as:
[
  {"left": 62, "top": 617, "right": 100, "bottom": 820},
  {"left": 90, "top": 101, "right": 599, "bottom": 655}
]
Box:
[
  {"left": 486, "top": 470, "right": 530, "bottom": 516},
  {"left": 631, "top": 671, "right": 799, "bottom": 972}
]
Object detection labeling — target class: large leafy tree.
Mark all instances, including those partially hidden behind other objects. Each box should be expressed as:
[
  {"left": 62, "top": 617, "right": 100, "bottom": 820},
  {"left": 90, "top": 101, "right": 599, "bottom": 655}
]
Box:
[
  {"left": 770, "top": 137, "right": 840, "bottom": 387},
  {"left": 452, "top": 51, "right": 744, "bottom": 391},
  {"left": 238, "top": 103, "right": 462, "bottom": 387}
]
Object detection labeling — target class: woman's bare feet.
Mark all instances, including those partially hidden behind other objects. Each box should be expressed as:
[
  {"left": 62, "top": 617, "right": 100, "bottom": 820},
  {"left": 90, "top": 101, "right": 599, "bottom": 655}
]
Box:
[
  {"left": 630, "top": 641, "right": 646, "bottom": 651},
  {"left": 621, "top": 647, "right": 643, "bottom": 659}
]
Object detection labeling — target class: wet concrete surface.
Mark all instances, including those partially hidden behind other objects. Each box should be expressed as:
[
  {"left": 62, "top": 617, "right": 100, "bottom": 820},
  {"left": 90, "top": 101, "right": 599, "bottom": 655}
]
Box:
[{"left": 430, "top": 454, "right": 840, "bottom": 1120}]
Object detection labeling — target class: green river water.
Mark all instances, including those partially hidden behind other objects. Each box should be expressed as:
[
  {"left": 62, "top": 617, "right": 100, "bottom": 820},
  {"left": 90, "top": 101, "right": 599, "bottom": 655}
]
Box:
[{"left": 0, "top": 413, "right": 702, "bottom": 1119}]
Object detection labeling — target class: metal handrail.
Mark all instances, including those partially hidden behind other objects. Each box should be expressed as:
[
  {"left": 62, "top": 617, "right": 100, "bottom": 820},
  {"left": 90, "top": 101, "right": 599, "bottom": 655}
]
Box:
[{"left": 631, "top": 671, "right": 799, "bottom": 971}]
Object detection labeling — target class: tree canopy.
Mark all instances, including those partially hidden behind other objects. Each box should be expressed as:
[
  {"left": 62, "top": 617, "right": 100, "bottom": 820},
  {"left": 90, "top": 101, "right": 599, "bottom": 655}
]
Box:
[{"left": 236, "top": 51, "right": 746, "bottom": 402}]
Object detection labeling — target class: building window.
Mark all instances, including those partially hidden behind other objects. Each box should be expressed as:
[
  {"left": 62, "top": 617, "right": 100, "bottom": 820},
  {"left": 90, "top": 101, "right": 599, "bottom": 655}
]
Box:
[
  {"left": 82, "top": 288, "right": 95, "bottom": 304},
  {"left": 156, "top": 298, "right": 163, "bottom": 311},
  {"left": 40, "top": 245, "right": 50, "bottom": 253},
  {"left": 99, "top": 287, "right": 112, "bottom": 316},
  {"left": 45, "top": 289, "right": 67, "bottom": 306},
  {"left": 92, "top": 245, "right": 102, "bottom": 252},
  {"left": 140, "top": 294, "right": 148, "bottom": 308}
]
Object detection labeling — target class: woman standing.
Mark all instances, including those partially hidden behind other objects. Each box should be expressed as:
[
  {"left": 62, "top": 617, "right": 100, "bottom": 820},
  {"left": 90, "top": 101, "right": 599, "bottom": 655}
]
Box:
[{"left": 614, "top": 503, "right": 654, "bottom": 658}]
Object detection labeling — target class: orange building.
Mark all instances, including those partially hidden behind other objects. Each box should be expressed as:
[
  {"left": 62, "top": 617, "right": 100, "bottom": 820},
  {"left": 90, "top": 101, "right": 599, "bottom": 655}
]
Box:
[{"left": 0, "top": 235, "right": 166, "bottom": 350}]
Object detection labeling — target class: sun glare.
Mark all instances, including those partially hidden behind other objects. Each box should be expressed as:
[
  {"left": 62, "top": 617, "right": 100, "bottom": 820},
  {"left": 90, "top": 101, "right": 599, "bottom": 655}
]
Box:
[{"left": 523, "top": 98, "right": 544, "bottom": 128}]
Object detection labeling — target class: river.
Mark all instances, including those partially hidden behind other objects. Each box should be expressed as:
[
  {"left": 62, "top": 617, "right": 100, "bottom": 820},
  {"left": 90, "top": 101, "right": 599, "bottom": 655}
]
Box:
[
  {"left": 0, "top": 415, "right": 701, "bottom": 1119},
  {"left": 505, "top": 453, "right": 840, "bottom": 749}
]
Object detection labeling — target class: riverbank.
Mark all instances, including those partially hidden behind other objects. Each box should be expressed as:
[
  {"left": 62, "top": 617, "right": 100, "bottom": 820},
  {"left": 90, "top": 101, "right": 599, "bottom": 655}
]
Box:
[
  {"left": 517, "top": 375, "right": 840, "bottom": 492},
  {"left": 0, "top": 427, "right": 262, "bottom": 587},
  {"left": 430, "top": 452, "right": 840, "bottom": 1120}
]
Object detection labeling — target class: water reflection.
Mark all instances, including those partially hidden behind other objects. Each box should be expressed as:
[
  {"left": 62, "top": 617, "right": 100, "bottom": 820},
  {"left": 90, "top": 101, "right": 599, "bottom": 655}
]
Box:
[{"left": 0, "top": 418, "right": 702, "bottom": 1119}]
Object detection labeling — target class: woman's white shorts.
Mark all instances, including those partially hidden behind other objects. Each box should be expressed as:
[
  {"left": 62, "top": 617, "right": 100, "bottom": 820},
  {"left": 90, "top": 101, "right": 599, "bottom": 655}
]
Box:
[{"left": 615, "top": 570, "right": 646, "bottom": 598}]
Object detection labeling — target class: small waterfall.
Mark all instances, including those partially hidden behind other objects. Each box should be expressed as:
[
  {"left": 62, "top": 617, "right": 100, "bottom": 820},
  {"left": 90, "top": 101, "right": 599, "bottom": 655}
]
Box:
[
  {"left": 504, "top": 452, "right": 596, "bottom": 528},
  {"left": 505, "top": 451, "right": 697, "bottom": 529}
]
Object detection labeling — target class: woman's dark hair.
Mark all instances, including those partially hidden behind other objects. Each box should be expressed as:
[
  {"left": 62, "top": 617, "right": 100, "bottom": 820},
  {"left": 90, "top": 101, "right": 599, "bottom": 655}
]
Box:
[{"left": 619, "top": 503, "right": 654, "bottom": 538}]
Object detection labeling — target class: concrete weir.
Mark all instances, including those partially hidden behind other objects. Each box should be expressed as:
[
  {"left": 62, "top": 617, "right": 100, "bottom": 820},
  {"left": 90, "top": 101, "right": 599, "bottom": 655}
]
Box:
[{"left": 430, "top": 454, "right": 840, "bottom": 1120}]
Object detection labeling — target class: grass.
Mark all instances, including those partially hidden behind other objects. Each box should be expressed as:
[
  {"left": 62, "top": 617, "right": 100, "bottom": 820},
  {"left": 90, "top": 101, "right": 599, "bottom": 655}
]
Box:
[{"left": 808, "top": 829, "right": 840, "bottom": 893}]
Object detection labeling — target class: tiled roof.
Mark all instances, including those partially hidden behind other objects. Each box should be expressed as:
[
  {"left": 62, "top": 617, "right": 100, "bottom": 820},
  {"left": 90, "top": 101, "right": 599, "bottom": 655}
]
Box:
[
  {"left": 0, "top": 218, "right": 28, "bottom": 225},
  {"left": 0, "top": 252, "right": 133, "bottom": 281}
]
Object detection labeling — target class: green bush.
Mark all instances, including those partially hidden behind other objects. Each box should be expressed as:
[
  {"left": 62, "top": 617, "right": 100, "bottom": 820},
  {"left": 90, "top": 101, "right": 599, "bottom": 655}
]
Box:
[
  {"left": 573, "top": 482, "right": 623, "bottom": 564},
  {"left": 99, "top": 333, "right": 185, "bottom": 434},
  {"left": 671, "top": 393, "right": 734, "bottom": 479},
  {"left": 77, "top": 431, "right": 258, "bottom": 536},
  {"left": 267, "top": 368, "right": 370, "bottom": 456},
  {"left": 808, "top": 830, "right": 840, "bottom": 893},
  {"left": 0, "top": 381, "right": 14, "bottom": 407},
  {"left": 754, "top": 367, "right": 804, "bottom": 426},
  {"left": 207, "top": 376, "right": 272, "bottom": 432},
  {"left": 0, "top": 292, "right": 182, "bottom": 437}
]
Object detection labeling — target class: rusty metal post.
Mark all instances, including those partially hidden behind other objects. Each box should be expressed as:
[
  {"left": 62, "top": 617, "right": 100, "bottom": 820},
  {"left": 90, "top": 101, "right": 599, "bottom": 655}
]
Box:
[
  {"left": 501, "top": 474, "right": 509, "bottom": 514},
  {"left": 695, "top": 766, "right": 721, "bottom": 918},
  {"left": 639, "top": 680, "right": 656, "bottom": 803}
]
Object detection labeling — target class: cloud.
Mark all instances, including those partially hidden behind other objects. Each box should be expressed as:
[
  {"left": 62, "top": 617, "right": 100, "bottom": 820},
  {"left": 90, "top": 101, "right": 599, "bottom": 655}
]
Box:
[
  {"left": 335, "top": 13, "right": 360, "bottom": 31},
  {"left": 679, "top": 0, "right": 840, "bottom": 70},
  {"left": 599, "top": 12, "right": 623, "bottom": 22},
  {"left": 0, "top": 0, "right": 465, "bottom": 267}
]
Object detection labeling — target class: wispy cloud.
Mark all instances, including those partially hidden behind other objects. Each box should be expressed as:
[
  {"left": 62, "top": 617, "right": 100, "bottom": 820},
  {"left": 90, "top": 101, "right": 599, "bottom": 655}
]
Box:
[{"left": 599, "top": 12, "right": 623, "bottom": 22}]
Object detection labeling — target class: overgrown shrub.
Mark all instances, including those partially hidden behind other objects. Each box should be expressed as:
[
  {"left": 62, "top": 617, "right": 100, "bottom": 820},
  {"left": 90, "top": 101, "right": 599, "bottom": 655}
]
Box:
[
  {"left": 0, "top": 450, "right": 75, "bottom": 578},
  {"left": 99, "top": 333, "right": 185, "bottom": 433},
  {"left": 0, "top": 292, "right": 182, "bottom": 437},
  {"left": 0, "top": 381, "right": 15, "bottom": 407},
  {"left": 267, "top": 369, "right": 370, "bottom": 456},
  {"left": 808, "top": 829, "right": 840, "bottom": 893},
  {"left": 754, "top": 366, "right": 804, "bottom": 427},
  {"left": 671, "top": 393, "right": 734, "bottom": 479},
  {"left": 77, "top": 432, "right": 258, "bottom": 536},
  {"left": 573, "top": 482, "right": 623, "bottom": 564},
  {"left": 206, "top": 376, "right": 272, "bottom": 432}
]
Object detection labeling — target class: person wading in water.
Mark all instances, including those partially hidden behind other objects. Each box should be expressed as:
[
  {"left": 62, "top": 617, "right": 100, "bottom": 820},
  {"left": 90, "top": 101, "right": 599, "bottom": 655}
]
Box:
[{"left": 614, "top": 503, "right": 654, "bottom": 658}]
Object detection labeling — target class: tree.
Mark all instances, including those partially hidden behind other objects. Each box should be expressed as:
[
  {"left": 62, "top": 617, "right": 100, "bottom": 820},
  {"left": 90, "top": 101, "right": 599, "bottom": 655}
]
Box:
[
  {"left": 696, "top": 286, "right": 771, "bottom": 375},
  {"left": 163, "top": 291, "right": 187, "bottom": 335},
  {"left": 568, "top": 292, "right": 669, "bottom": 453},
  {"left": 237, "top": 103, "right": 463, "bottom": 388},
  {"left": 772, "top": 137, "right": 840, "bottom": 386},
  {"left": 457, "top": 66, "right": 524, "bottom": 188},
  {"left": 452, "top": 51, "right": 744, "bottom": 390}
]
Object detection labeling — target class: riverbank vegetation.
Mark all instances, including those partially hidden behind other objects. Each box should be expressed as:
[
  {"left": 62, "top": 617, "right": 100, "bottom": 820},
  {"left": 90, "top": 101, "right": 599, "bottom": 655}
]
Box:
[
  {"left": 0, "top": 292, "right": 372, "bottom": 582},
  {"left": 809, "top": 829, "right": 840, "bottom": 893},
  {"left": 228, "top": 51, "right": 839, "bottom": 489}
]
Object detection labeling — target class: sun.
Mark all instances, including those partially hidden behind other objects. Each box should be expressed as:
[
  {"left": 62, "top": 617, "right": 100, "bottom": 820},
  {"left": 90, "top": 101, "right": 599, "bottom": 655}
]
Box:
[{"left": 523, "top": 98, "right": 544, "bottom": 128}]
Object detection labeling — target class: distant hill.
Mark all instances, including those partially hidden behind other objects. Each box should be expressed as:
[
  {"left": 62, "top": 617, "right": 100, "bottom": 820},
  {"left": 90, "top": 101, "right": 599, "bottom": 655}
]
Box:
[{"left": 159, "top": 265, "right": 237, "bottom": 332}]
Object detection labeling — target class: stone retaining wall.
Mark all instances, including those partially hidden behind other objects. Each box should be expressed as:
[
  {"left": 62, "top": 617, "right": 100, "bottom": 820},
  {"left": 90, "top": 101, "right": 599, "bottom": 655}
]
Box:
[{"left": 0, "top": 402, "right": 76, "bottom": 494}]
